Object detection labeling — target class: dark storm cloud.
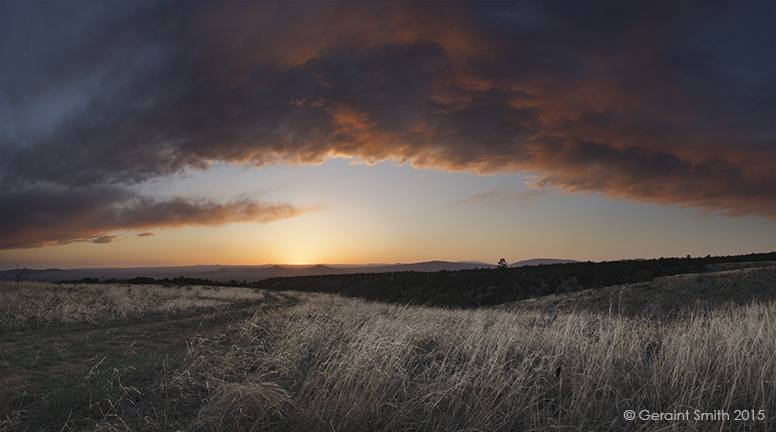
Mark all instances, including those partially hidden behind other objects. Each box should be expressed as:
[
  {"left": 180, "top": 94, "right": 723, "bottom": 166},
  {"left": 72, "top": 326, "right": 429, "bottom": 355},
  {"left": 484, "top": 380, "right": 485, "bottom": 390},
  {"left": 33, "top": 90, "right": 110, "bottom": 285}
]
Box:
[{"left": 1, "top": 1, "right": 773, "bottom": 248}]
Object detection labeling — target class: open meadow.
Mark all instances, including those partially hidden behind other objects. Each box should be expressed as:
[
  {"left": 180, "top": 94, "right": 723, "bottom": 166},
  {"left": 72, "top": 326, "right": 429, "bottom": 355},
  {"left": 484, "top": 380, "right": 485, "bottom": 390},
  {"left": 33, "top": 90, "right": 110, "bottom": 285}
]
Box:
[
  {"left": 4, "top": 3, "right": 773, "bottom": 430},
  {"left": 2, "top": 265, "right": 775, "bottom": 431}
]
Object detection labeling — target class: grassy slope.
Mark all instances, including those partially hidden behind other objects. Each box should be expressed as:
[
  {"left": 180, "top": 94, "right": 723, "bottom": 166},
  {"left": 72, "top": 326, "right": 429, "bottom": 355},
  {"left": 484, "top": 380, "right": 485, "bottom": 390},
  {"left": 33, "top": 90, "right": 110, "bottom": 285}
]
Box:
[
  {"left": 509, "top": 263, "right": 776, "bottom": 318},
  {"left": 1, "top": 264, "right": 775, "bottom": 431}
]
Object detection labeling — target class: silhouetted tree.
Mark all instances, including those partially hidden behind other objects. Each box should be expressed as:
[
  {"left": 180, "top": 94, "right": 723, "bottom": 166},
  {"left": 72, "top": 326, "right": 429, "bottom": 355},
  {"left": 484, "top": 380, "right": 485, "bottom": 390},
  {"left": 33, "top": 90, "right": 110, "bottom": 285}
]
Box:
[
  {"left": 15, "top": 263, "right": 29, "bottom": 284},
  {"left": 497, "top": 258, "right": 508, "bottom": 269}
]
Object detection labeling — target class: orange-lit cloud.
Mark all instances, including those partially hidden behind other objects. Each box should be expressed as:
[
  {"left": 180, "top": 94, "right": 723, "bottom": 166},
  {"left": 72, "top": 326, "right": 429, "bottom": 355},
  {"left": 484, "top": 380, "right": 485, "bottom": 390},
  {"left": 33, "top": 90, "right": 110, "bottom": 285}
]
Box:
[{"left": 2, "top": 1, "right": 773, "bottom": 250}]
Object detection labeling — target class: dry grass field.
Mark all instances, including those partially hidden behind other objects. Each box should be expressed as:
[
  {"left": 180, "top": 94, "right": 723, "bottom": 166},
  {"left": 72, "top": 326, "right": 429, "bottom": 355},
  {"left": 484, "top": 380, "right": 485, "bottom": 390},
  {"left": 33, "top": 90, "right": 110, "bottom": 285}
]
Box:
[
  {"left": 0, "top": 283, "right": 276, "bottom": 329},
  {"left": 2, "top": 265, "right": 775, "bottom": 431}
]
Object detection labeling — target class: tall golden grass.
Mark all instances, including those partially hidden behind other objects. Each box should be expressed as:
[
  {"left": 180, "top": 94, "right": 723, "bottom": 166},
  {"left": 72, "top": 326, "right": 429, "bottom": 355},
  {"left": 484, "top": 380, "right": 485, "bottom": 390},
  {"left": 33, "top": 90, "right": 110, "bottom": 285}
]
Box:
[{"left": 171, "top": 293, "right": 775, "bottom": 431}]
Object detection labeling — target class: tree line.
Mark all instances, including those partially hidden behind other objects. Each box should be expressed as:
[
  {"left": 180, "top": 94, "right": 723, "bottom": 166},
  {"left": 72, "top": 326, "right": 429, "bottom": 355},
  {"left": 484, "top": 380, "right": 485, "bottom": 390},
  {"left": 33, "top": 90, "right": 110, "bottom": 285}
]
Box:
[{"left": 59, "top": 252, "right": 775, "bottom": 308}]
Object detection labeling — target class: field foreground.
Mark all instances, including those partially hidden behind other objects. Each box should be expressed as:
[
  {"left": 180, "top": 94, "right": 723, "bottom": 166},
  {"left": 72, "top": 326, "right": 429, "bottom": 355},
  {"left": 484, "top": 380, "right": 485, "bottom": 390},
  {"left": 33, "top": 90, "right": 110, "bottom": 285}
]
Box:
[{"left": 1, "top": 267, "right": 775, "bottom": 431}]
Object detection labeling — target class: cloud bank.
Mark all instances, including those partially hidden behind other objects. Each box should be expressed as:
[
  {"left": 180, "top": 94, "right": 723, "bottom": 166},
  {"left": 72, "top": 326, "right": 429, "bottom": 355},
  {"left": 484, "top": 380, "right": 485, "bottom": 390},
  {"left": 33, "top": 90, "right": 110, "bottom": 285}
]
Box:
[{"left": 1, "top": 2, "right": 773, "bottom": 248}]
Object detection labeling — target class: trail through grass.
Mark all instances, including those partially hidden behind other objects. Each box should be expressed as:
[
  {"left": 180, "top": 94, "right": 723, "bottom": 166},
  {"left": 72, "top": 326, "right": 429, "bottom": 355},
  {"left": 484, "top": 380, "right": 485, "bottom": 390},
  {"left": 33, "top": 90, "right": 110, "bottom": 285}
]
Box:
[{"left": 0, "top": 282, "right": 298, "bottom": 431}]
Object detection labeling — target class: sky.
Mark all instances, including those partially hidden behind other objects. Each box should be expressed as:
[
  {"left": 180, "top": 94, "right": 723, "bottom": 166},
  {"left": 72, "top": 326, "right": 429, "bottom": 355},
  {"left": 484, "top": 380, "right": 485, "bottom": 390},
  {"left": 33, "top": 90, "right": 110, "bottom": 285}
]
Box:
[{"left": 1, "top": 1, "right": 774, "bottom": 269}]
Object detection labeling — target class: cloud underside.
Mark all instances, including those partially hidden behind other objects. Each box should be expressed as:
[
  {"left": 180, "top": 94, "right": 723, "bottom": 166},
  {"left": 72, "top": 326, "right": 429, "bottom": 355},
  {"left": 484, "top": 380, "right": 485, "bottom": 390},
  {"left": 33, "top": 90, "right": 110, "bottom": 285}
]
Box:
[{"left": 1, "top": 2, "right": 773, "bottom": 248}]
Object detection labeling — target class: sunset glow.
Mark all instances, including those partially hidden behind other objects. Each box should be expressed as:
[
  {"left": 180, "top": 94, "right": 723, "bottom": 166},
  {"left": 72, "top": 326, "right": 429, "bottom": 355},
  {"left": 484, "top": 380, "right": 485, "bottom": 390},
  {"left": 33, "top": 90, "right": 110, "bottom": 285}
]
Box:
[{"left": 1, "top": 2, "right": 773, "bottom": 269}]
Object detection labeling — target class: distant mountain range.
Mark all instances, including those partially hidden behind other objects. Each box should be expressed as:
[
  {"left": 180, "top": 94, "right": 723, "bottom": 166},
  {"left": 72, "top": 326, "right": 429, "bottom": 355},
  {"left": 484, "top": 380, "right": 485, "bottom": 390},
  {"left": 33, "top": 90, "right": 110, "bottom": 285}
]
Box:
[{"left": 2, "top": 259, "right": 579, "bottom": 283}]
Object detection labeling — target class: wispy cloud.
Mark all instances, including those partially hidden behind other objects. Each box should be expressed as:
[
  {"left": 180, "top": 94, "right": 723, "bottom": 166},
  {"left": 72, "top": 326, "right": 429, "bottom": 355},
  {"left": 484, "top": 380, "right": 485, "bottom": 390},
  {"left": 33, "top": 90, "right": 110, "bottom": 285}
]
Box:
[
  {"left": 448, "top": 188, "right": 546, "bottom": 209},
  {"left": 394, "top": 187, "right": 544, "bottom": 220},
  {"left": 86, "top": 235, "right": 119, "bottom": 245}
]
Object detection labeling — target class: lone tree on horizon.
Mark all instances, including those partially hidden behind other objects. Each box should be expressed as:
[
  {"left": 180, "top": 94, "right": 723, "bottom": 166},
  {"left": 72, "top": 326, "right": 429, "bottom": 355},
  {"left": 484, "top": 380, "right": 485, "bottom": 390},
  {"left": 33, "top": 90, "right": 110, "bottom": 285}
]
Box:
[{"left": 497, "top": 258, "right": 508, "bottom": 269}]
